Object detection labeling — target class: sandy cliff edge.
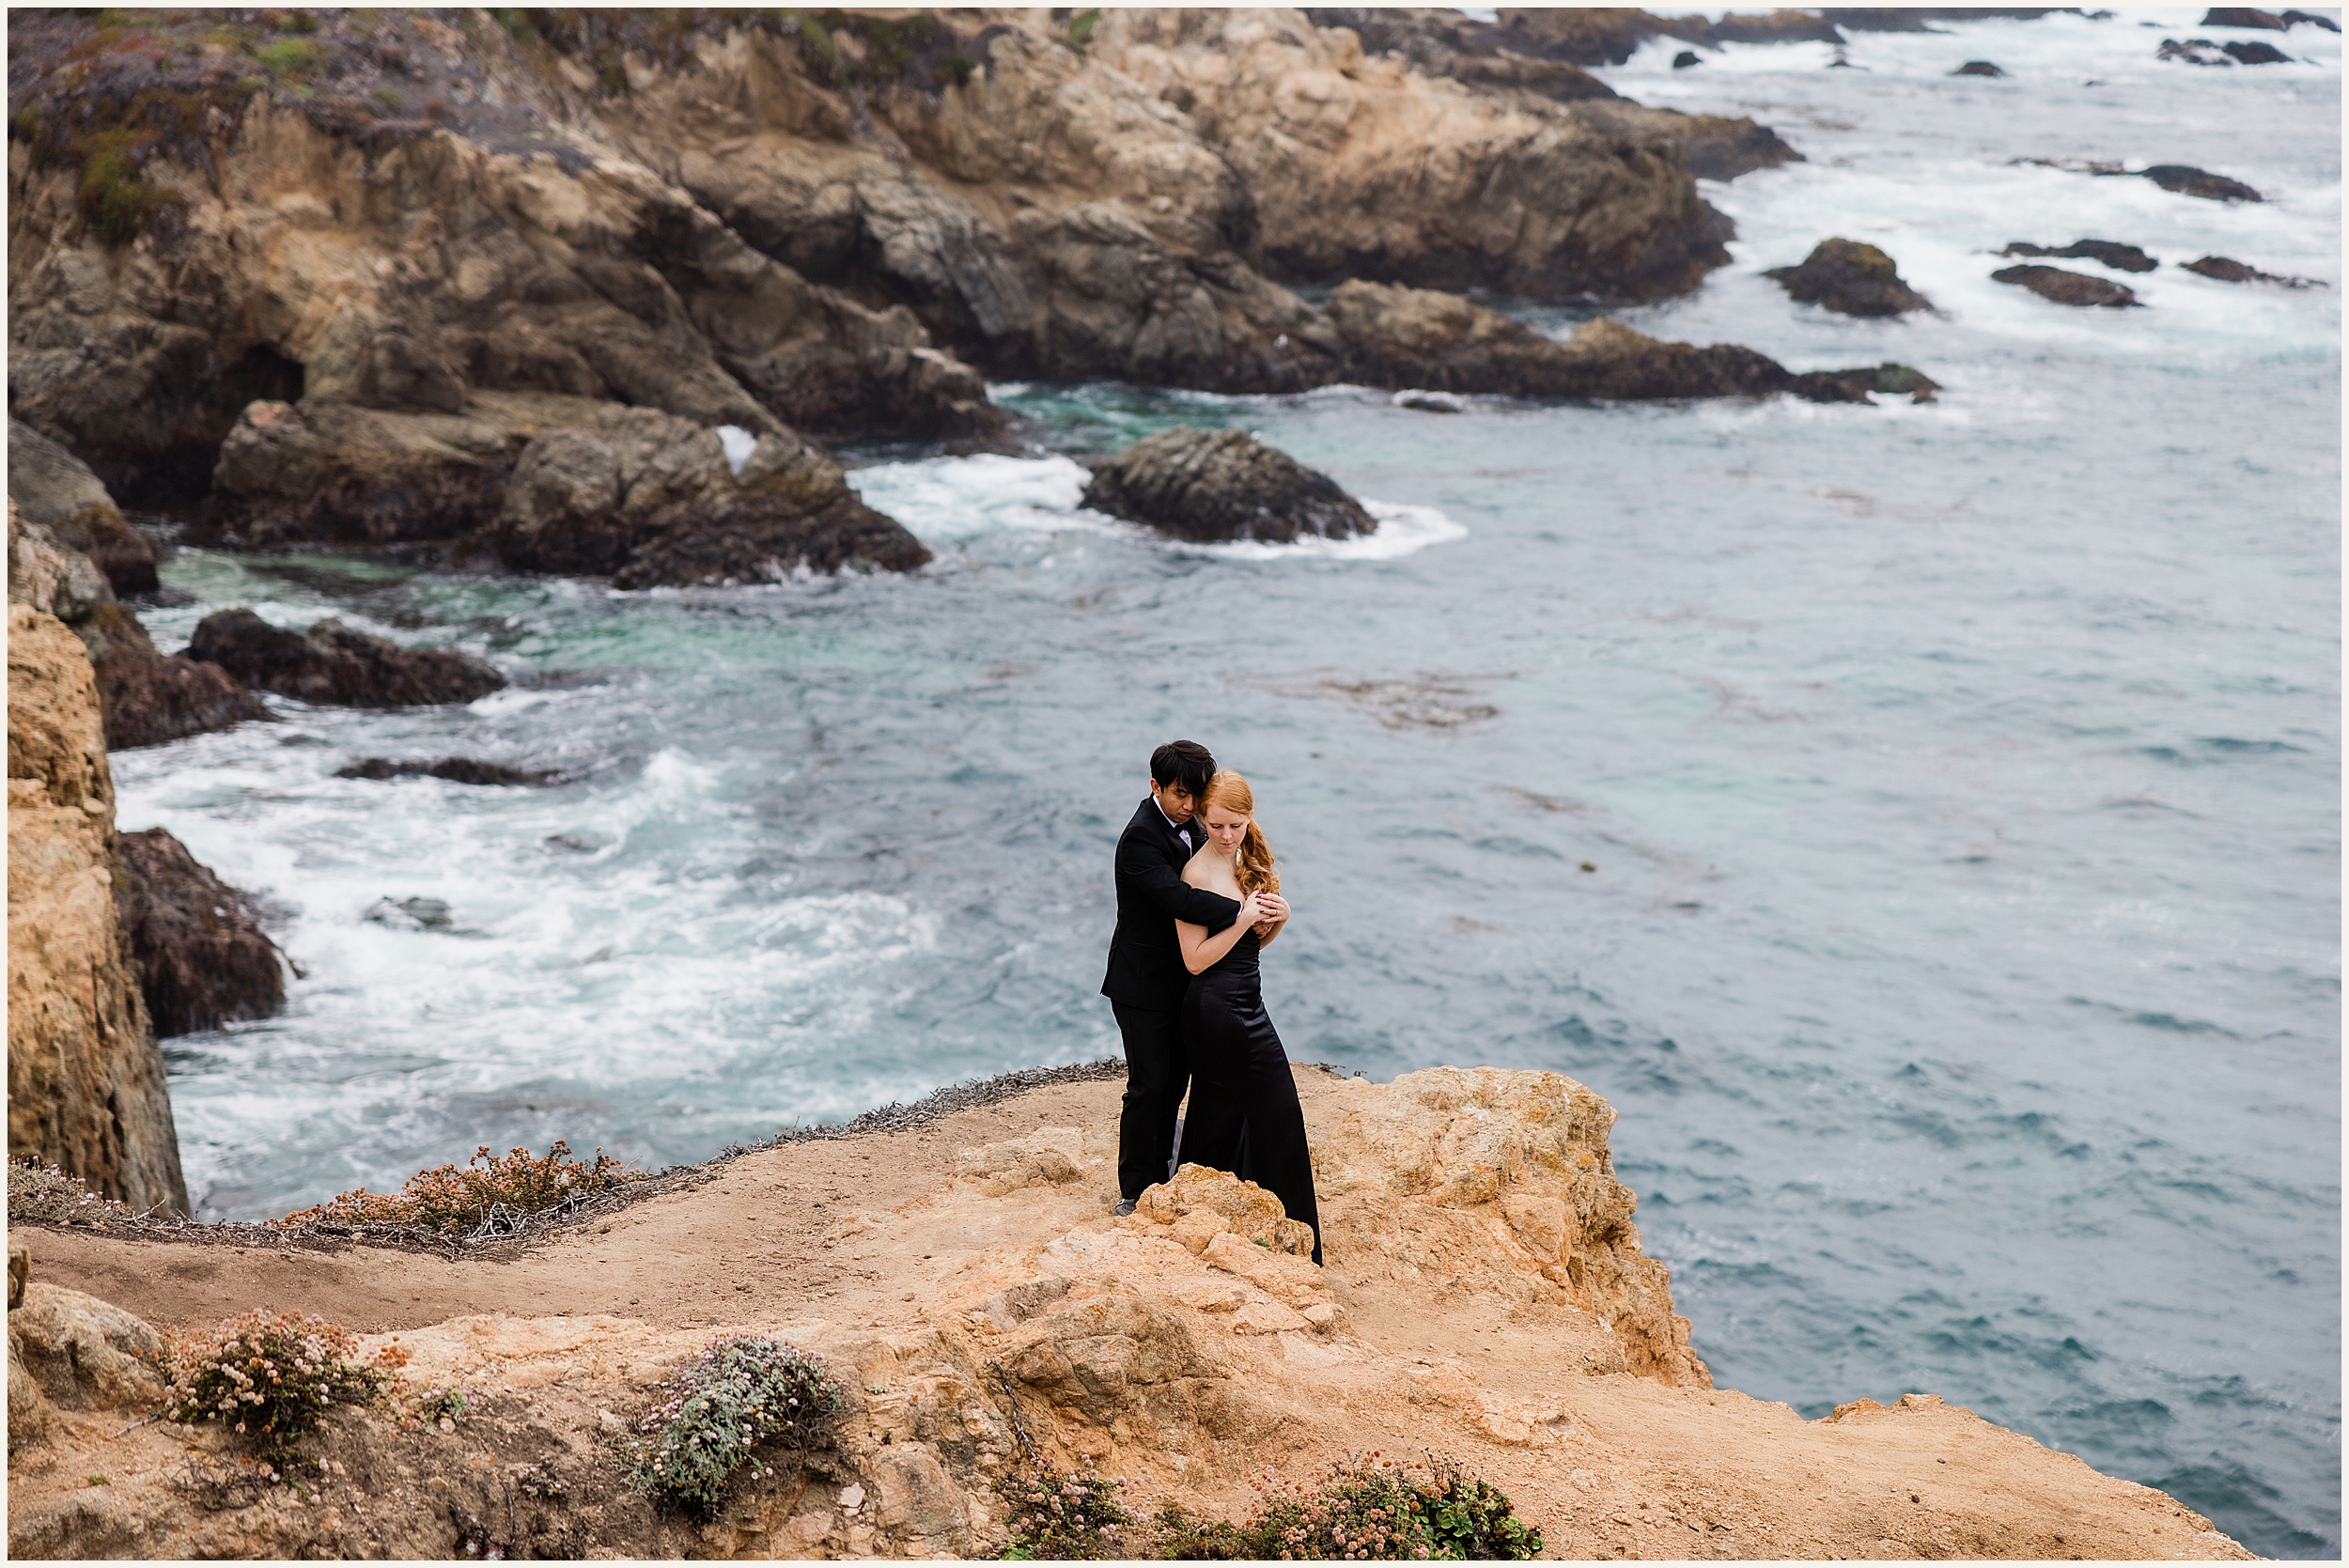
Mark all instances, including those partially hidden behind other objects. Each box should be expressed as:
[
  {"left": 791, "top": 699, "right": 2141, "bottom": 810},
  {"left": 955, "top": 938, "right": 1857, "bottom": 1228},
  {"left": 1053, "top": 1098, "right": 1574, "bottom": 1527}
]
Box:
[{"left": 10, "top": 1065, "right": 2247, "bottom": 1560}]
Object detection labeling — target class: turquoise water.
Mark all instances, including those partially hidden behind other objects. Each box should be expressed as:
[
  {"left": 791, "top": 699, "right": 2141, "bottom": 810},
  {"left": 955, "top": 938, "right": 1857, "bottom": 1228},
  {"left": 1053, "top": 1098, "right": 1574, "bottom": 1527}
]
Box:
[{"left": 114, "top": 11, "right": 2337, "bottom": 1555}]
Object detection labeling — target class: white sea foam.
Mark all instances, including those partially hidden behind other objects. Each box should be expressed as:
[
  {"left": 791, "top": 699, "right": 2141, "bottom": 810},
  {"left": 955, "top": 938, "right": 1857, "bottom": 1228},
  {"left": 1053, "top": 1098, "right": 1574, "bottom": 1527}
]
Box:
[
  {"left": 849, "top": 453, "right": 1465, "bottom": 561},
  {"left": 715, "top": 424, "right": 757, "bottom": 475}
]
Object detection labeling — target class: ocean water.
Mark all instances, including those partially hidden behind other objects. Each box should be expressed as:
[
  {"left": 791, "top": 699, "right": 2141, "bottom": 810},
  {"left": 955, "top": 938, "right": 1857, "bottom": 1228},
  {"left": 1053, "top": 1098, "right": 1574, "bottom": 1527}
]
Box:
[{"left": 111, "top": 10, "right": 2338, "bottom": 1556}]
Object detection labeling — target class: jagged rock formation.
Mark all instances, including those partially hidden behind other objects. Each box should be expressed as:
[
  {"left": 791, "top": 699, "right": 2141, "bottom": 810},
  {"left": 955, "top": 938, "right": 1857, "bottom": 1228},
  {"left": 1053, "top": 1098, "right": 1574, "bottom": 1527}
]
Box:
[
  {"left": 2001, "top": 239, "right": 2159, "bottom": 272},
  {"left": 9, "top": 1066, "right": 2250, "bottom": 1559},
  {"left": 7, "top": 454, "right": 269, "bottom": 753},
  {"left": 184, "top": 610, "right": 505, "bottom": 708},
  {"left": 112, "top": 828, "right": 286, "bottom": 1039},
  {"left": 1767, "top": 239, "right": 1934, "bottom": 317},
  {"left": 4, "top": 604, "right": 189, "bottom": 1216},
  {"left": 6, "top": 8, "right": 1922, "bottom": 573},
  {"left": 490, "top": 405, "right": 927, "bottom": 585},
  {"left": 8, "top": 421, "right": 157, "bottom": 597},
  {"left": 1081, "top": 427, "right": 1378, "bottom": 544},
  {"left": 1993, "top": 263, "right": 2143, "bottom": 307}
]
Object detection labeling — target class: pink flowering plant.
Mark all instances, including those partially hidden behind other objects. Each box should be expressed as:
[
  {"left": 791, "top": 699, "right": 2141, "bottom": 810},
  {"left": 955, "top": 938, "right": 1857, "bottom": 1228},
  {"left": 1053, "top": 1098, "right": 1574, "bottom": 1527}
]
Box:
[
  {"left": 156, "top": 1309, "right": 386, "bottom": 1464},
  {"left": 1216, "top": 1454, "right": 1544, "bottom": 1561},
  {"left": 992, "top": 1456, "right": 1135, "bottom": 1560},
  {"left": 617, "top": 1335, "right": 843, "bottom": 1514}
]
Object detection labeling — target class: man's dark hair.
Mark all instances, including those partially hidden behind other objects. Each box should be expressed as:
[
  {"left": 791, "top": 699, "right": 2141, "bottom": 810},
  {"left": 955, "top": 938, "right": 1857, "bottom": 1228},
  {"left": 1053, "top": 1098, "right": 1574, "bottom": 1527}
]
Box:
[{"left": 1150, "top": 739, "right": 1216, "bottom": 798}]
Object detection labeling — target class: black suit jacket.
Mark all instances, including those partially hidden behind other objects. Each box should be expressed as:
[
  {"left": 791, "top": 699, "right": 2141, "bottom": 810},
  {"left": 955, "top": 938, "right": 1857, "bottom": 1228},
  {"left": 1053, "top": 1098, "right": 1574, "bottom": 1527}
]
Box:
[{"left": 1101, "top": 797, "right": 1243, "bottom": 1012}]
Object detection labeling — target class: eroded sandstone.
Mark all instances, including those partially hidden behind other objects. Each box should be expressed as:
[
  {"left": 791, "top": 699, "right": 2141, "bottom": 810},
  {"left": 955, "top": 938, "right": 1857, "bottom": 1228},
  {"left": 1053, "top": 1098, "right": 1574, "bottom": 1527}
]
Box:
[
  {"left": 5, "top": 605, "right": 189, "bottom": 1216},
  {"left": 9, "top": 1066, "right": 2251, "bottom": 1560}
]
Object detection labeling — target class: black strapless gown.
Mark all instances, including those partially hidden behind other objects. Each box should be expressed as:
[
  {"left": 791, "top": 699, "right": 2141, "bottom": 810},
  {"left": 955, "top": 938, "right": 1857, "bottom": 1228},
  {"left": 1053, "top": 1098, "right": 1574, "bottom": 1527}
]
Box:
[{"left": 1180, "top": 929, "right": 1323, "bottom": 1265}]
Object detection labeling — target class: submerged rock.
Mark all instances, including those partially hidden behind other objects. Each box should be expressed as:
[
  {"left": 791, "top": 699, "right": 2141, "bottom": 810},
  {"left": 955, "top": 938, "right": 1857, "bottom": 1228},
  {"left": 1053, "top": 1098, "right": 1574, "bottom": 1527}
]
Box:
[
  {"left": 1081, "top": 428, "right": 1377, "bottom": 545},
  {"left": 112, "top": 830, "right": 286, "bottom": 1039},
  {"left": 2158, "top": 35, "right": 2239, "bottom": 64},
  {"left": 2201, "top": 6, "right": 2335, "bottom": 27},
  {"left": 2224, "top": 38, "right": 2293, "bottom": 61},
  {"left": 336, "top": 757, "right": 560, "bottom": 786},
  {"left": 2183, "top": 255, "right": 2326, "bottom": 287},
  {"left": 1766, "top": 239, "right": 1934, "bottom": 317},
  {"left": 1952, "top": 59, "right": 2008, "bottom": 76},
  {"left": 2001, "top": 239, "right": 2159, "bottom": 272},
  {"left": 2141, "top": 163, "right": 2264, "bottom": 201},
  {"left": 491, "top": 406, "right": 927, "bottom": 587},
  {"left": 1325, "top": 281, "right": 1939, "bottom": 404},
  {"left": 187, "top": 611, "right": 506, "bottom": 708},
  {"left": 1993, "top": 264, "right": 2144, "bottom": 307},
  {"left": 1673, "top": 49, "right": 1703, "bottom": 68}
]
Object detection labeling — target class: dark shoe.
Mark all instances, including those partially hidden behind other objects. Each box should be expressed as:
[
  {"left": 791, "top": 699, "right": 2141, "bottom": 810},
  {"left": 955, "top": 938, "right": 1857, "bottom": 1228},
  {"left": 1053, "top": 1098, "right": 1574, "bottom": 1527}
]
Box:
[{"left": 1113, "top": 1198, "right": 1138, "bottom": 1217}]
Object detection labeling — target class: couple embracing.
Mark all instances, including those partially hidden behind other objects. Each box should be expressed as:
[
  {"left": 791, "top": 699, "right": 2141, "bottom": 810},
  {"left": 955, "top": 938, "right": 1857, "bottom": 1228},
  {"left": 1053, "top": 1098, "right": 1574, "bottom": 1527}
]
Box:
[{"left": 1101, "top": 739, "right": 1323, "bottom": 1266}]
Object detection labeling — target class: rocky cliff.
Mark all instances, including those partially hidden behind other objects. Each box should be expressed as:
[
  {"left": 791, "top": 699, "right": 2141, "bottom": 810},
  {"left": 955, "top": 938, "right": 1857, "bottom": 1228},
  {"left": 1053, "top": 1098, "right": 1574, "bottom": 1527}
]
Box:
[
  {"left": 5, "top": 598, "right": 189, "bottom": 1217},
  {"left": 8, "top": 8, "right": 1921, "bottom": 571},
  {"left": 11, "top": 1066, "right": 2247, "bottom": 1560}
]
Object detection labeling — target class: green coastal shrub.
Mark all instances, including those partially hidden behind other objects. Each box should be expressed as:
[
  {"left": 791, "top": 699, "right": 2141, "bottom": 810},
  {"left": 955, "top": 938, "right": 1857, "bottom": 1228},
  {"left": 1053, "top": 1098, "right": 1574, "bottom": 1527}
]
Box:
[
  {"left": 156, "top": 1309, "right": 385, "bottom": 1464},
  {"left": 618, "top": 1335, "right": 844, "bottom": 1514}
]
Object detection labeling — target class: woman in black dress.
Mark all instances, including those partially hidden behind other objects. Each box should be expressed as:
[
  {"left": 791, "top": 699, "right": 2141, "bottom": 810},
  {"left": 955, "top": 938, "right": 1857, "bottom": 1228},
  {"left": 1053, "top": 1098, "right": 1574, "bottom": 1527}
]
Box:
[{"left": 1173, "top": 770, "right": 1323, "bottom": 1265}]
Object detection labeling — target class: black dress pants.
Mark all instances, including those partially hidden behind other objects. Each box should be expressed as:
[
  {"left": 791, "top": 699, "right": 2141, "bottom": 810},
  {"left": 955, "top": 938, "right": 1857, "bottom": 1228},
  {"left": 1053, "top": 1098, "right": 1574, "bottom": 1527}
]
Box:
[{"left": 1112, "top": 1001, "right": 1187, "bottom": 1202}]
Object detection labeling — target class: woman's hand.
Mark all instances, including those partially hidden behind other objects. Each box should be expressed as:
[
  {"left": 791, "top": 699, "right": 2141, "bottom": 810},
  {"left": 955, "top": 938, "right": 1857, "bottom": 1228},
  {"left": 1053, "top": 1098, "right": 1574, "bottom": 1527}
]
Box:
[
  {"left": 1255, "top": 892, "right": 1289, "bottom": 925},
  {"left": 1237, "top": 891, "right": 1264, "bottom": 926}
]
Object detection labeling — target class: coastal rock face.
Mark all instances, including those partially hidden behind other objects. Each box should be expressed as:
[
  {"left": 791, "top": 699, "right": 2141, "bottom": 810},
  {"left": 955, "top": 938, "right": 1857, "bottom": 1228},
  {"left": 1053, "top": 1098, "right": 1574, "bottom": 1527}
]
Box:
[
  {"left": 186, "top": 610, "right": 505, "bottom": 708},
  {"left": 1091, "top": 8, "right": 1738, "bottom": 303},
  {"left": 7, "top": 421, "right": 157, "bottom": 597},
  {"left": 1994, "top": 263, "right": 2143, "bottom": 307},
  {"left": 1326, "top": 281, "right": 1939, "bottom": 403},
  {"left": 8, "top": 474, "right": 270, "bottom": 753},
  {"left": 490, "top": 405, "right": 929, "bottom": 586},
  {"left": 1081, "top": 427, "right": 1378, "bottom": 544},
  {"left": 1768, "top": 238, "right": 1934, "bottom": 316},
  {"left": 113, "top": 828, "right": 286, "bottom": 1039},
  {"left": 5, "top": 604, "right": 189, "bottom": 1216}
]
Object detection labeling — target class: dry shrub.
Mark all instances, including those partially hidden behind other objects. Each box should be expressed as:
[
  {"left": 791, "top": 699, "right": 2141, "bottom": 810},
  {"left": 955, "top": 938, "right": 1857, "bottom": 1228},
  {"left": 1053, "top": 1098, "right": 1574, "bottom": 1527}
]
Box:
[
  {"left": 156, "top": 1309, "right": 385, "bottom": 1464},
  {"left": 7, "top": 1157, "right": 142, "bottom": 1225},
  {"left": 273, "top": 1140, "right": 642, "bottom": 1240}
]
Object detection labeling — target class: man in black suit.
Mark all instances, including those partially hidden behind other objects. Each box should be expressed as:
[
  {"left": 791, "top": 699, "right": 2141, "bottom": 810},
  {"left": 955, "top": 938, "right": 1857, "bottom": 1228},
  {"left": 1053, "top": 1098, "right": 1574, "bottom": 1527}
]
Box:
[{"left": 1102, "top": 739, "right": 1242, "bottom": 1213}]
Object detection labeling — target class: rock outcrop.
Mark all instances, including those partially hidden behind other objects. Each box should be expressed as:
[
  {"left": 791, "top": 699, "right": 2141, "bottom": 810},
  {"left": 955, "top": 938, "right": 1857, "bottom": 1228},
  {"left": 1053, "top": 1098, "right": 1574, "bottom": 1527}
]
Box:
[
  {"left": 1081, "top": 427, "right": 1378, "bottom": 545},
  {"left": 112, "top": 828, "right": 286, "bottom": 1039},
  {"left": 8, "top": 463, "right": 271, "bottom": 753},
  {"left": 9, "top": 1065, "right": 2250, "bottom": 1560},
  {"left": 2002, "top": 239, "right": 2159, "bottom": 272},
  {"left": 1993, "top": 263, "right": 2143, "bottom": 307},
  {"left": 184, "top": 610, "right": 505, "bottom": 708},
  {"left": 5, "top": 604, "right": 189, "bottom": 1216},
  {"left": 6, "top": 5, "right": 1902, "bottom": 567},
  {"left": 1325, "top": 281, "right": 1939, "bottom": 403},
  {"left": 1767, "top": 239, "right": 1934, "bottom": 316},
  {"left": 7, "top": 421, "right": 157, "bottom": 597},
  {"left": 490, "top": 405, "right": 927, "bottom": 586}
]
